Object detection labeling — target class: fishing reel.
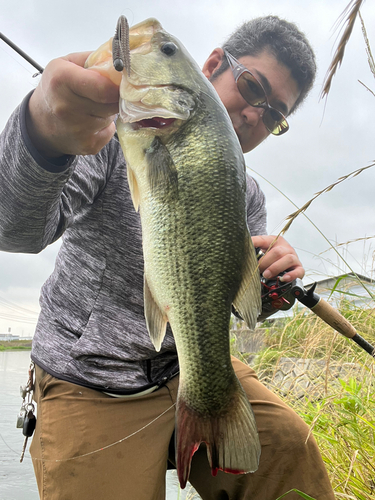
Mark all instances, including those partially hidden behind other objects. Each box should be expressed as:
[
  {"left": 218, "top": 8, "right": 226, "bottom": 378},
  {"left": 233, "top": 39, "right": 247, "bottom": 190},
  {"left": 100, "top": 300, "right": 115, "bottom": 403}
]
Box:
[
  {"left": 256, "top": 248, "right": 317, "bottom": 322},
  {"left": 259, "top": 272, "right": 296, "bottom": 321},
  {"left": 259, "top": 274, "right": 319, "bottom": 321}
]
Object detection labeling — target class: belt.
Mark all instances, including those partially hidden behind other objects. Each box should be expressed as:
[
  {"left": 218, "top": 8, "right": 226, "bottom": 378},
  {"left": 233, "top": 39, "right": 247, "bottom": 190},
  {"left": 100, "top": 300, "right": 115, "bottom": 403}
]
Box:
[{"left": 103, "top": 384, "right": 159, "bottom": 398}]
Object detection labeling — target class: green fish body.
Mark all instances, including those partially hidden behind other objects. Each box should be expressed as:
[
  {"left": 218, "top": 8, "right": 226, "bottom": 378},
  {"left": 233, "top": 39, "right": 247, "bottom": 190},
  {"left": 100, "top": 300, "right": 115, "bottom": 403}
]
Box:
[{"left": 88, "top": 18, "right": 262, "bottom": 488}]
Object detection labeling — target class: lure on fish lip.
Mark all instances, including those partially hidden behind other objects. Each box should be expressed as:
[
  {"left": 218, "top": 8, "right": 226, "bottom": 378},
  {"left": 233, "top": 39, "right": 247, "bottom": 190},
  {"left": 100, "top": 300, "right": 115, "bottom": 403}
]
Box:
[{"left": 86, "top": 17, "right": 262, "bottom": 489}]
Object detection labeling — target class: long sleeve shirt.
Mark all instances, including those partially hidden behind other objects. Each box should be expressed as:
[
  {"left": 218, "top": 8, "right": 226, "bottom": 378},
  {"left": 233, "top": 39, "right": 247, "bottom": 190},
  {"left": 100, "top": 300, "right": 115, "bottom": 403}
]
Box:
[{"left": 0, "top": 93, "right": 267, "bottom": 393}]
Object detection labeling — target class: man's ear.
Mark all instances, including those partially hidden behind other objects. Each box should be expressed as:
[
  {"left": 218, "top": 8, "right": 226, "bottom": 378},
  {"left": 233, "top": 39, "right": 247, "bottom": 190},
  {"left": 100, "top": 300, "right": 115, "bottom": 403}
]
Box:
[{"left": 202, "top": 48, "right": 225, "bottom": 79}]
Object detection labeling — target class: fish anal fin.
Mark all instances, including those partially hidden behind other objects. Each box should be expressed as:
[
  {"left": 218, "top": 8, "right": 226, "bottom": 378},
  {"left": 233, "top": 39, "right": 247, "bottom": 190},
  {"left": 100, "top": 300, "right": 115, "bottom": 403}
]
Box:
[
  {"left": 145, "top": 137, "right": 178, "bottom": 200},
  {"left": 144, "top": 274, "right": 167, "bottom": 352},
  {"left": 233, "top": 234, "right": 262, "bottom": 330},
  {"left": 176, "top": 379, "right": 261, "bottom": 489},
  {"left": 126, "top": 164, "right": 140, "bottom": 211}
]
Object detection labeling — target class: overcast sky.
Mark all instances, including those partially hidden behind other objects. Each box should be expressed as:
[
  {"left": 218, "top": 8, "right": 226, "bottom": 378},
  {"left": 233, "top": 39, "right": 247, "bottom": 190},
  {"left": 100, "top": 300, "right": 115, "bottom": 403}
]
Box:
[{"left": 1, "top": 0, "right": 375, "bottom": 336}]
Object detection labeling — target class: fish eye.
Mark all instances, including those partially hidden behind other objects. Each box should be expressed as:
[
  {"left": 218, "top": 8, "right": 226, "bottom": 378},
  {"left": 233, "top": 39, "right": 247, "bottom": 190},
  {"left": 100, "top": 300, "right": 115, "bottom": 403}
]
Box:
[{"left": 160, "top": 42, "right": 178, "bottom": 56}]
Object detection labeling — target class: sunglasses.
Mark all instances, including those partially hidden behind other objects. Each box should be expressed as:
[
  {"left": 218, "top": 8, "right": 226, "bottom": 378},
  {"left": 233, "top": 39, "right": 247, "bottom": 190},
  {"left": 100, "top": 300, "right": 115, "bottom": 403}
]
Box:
[{"left": 224, "top": 50, "right": 289, "bottom": 136}]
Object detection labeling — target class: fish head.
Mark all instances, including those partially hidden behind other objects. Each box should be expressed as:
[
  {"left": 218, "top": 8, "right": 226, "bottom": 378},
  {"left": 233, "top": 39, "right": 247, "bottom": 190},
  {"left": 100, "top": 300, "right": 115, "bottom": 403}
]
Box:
[
  {"left": 86, "top": 18, "right": 224, "bottom": 135},
  {"left": 118, "top": 17, "right": 217, "bottom": 133}
]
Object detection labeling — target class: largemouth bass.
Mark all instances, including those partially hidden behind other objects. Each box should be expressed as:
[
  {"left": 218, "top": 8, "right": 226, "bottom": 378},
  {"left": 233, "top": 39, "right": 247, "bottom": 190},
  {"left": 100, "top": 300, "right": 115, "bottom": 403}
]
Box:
[{"left": 86, "top": 17, "right": 262, "bottom": 489}]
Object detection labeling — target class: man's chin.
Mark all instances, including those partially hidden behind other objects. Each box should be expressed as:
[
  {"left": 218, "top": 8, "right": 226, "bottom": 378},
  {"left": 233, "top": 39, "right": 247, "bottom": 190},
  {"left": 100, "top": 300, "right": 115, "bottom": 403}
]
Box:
[{"left": 238, "top": 129, "right": 270, "bottom": 153}]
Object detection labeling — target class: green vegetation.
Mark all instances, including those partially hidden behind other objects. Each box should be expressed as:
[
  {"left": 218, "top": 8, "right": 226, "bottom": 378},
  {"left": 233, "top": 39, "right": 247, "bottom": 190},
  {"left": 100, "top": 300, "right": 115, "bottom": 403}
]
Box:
[
  {"left": 254, "top": 302, "right": 375, "bottom": 367},
  {"left": 232, "top": 302, "right": 375, "bottom": 500},
  {"left": 0, "top": 340, "right": 32, "bottom": 351}
]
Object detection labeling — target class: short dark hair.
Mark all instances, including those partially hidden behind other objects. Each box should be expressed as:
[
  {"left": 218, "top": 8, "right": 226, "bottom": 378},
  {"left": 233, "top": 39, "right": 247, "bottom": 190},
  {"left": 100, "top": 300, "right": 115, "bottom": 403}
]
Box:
[{"left": 212, "top": 16, "right": 316, "bottom": 114}]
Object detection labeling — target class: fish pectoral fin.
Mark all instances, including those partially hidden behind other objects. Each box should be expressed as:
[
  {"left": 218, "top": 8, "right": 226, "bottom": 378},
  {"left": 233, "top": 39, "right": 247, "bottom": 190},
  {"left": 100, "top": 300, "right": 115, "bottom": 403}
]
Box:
[
  {"left": 126, "top": 164, "right": 140, "bottom": 211},
  {"left": 144, "top": 275, "right": 168, "bottom": 352},
  {"left": 145, "top": 137, "right": 178, "bottom": 200},
  {"left": 233, "top": 234, "right": 262, "bottom": 330}
]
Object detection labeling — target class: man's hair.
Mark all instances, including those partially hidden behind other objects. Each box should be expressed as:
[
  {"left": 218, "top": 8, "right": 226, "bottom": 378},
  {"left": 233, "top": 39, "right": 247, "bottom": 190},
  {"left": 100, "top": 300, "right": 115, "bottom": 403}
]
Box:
[{"left": 212, "top": 16, "right": 316, "bottom": 114}]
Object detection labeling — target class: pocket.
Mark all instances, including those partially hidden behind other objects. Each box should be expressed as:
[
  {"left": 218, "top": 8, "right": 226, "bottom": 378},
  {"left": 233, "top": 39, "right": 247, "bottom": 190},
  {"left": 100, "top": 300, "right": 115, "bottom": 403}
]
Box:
[{"left": 34, "top": 364, "right": 53, "bottom": 401}]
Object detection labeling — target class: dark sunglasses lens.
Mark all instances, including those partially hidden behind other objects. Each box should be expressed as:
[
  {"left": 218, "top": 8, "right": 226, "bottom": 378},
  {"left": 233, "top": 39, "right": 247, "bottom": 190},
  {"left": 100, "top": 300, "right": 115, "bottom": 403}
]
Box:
[
  {"left": 263, "top": 108, "right": 289, "bottom": 136},
  {"left": 237, "top": 72, "right": 267, "bottom": 106}
]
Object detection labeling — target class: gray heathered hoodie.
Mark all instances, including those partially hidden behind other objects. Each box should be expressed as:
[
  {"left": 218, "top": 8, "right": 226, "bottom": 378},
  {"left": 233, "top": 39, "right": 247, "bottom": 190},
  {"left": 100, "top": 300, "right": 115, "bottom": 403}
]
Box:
[{"left": 0, "top": 93, "right": 267, "bottom": 393}]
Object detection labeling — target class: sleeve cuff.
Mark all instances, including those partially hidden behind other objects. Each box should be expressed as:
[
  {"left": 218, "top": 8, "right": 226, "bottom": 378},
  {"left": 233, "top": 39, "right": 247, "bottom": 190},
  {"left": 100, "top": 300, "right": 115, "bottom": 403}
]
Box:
[{"left": 20, "top": 91, "right": 75, "bottom": 173}]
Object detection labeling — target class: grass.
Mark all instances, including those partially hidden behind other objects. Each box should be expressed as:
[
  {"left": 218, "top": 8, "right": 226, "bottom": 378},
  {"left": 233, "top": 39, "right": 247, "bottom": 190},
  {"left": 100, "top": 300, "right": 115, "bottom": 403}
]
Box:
[
  {"left": 0, "top": 340, "right": 32, "bottom": 351},
  {"left": 231, "top": 300, "right": 375, "bottom": 500}
]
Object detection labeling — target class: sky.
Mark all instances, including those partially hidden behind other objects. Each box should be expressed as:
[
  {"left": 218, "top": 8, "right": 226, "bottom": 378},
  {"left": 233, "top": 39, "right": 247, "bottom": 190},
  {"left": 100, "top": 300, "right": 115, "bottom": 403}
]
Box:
[{"left": 1, "top": 0, "right": 374, "bottom": 337}]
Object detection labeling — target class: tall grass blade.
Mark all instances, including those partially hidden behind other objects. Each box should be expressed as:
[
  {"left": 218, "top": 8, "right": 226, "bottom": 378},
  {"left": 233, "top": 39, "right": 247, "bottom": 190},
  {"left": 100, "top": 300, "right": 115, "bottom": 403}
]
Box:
[
  {"left": 321, "top": 0, "right": 365, "bottom": 99},
  {"left": 359, "top": 11, "right": 375, "bottom": 78},
  {"left": 281, "top": 164, "right": 375, "bottom": 236},
  {"left": 358, "top": 79, "right": 375, "bottom": 97},
  {"left": 319, "top": 235, "right": 375, "bottom": 254},
  {"left": 275, "top": 489, "right": 316, "bottom": 500}
]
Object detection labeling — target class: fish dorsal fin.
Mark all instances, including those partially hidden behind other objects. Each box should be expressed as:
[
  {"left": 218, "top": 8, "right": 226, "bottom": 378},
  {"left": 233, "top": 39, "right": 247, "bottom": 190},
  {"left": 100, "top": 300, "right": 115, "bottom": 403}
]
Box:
[
  {"left": 145, "top": 137, "right": 178, "bottom": 200},
  {"left": 126, "top": 164, "right": 140, "bottom": 211},
  {"left": 233, "top": 234, "right": 262, "bottom": 330},
  {"left": 144, "top": 274, "right": 168, "bottom": 352}
]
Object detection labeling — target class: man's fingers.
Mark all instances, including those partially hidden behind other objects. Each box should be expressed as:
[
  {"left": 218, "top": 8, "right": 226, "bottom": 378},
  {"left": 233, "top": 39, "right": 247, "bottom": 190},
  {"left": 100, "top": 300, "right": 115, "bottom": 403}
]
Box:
[
  {"left": 261, "top": 253, "right": 300, "bottom": 278},
  {"left": 63, "top": 51, "right": 94, "bottom": 67},
  {"left": 252, "top": 234, "right": 279, "bottom": 252},
  {"left": 252, "top": 234, "right": 305, "bottom": 282},
  {"left": 280, "top": 267, "right": 305, "bottom": 282},
  {"left": 49, "top": 53, "right": 120, "bottom": 105},
  {"left": 61, "top": 61, "right": 120, "bottom": 104}
]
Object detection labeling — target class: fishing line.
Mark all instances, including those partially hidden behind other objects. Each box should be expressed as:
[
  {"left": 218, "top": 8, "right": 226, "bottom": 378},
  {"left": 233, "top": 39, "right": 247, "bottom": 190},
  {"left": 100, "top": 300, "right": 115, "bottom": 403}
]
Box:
[
  {"left": 0, "top": 432, "right": 22, "bottom": 459},
  {"left": 2, "top": 402, "right": 176, "bottom": 463},
  {"left": 0, "top": 44, "right": 37, "bottom": 78}
]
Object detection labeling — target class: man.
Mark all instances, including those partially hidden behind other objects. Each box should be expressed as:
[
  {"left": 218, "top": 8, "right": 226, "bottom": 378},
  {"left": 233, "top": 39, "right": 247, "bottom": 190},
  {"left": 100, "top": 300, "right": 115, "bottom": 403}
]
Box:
[{"left": 0, "top": 15, "right": 335, "bottom": 500}]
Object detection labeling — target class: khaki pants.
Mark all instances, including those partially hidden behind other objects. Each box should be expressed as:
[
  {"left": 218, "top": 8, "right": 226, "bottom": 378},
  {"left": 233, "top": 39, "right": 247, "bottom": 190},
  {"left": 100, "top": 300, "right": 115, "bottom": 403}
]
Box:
[{"left": 30, "top": 357, "right": 335, "bottom": 500}]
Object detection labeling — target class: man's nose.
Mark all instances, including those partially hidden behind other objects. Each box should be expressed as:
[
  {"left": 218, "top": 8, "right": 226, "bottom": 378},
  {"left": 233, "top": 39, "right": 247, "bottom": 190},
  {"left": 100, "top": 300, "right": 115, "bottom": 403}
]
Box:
[{"left": 242, "top": 104, "right": 264, "bottom": 127}]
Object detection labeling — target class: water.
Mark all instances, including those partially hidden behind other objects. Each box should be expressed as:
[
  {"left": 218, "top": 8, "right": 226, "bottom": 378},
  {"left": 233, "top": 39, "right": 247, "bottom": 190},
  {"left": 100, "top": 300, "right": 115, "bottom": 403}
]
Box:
[
  {"left": 0, "top": 351, "right": 199, "bottom": 500},
  {"left": 0, "top": 351, "right": 38, "bottom": 500}
]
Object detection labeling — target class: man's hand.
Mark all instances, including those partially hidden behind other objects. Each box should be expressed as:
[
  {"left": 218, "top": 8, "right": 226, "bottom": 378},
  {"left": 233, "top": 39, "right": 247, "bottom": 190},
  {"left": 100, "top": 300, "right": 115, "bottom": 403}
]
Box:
[
  {"left": 26, "top": 52, "right": 120, "bottom": 158},
  {"left": 252, "top": 235, "right": 305, "bottom": 282}
]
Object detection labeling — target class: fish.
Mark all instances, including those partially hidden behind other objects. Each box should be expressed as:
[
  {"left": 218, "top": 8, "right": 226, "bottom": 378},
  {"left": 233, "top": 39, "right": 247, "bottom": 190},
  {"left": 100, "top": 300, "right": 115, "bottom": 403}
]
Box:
[{"left": 86, "top": 17, "right": 262, "bottom": 489}]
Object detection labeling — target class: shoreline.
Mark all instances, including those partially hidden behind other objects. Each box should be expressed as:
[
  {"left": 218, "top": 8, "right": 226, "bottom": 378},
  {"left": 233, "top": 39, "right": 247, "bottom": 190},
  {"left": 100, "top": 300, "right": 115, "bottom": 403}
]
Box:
[{"left": 0, "top": 340, "right": 32, "bottom": 351}]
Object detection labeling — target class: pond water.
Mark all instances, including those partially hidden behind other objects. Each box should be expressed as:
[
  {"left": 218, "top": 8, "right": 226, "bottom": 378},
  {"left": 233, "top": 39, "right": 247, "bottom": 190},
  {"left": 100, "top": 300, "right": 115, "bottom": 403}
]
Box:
[{"left": 0, "top": 350, "right": 199, "bottom": 500}]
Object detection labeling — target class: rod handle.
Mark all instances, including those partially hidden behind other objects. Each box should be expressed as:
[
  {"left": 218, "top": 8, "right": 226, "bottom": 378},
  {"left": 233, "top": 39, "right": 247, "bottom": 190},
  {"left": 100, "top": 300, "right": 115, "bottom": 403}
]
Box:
[{"left": 311, "top": 298, "right": 357, "bottom": 339}]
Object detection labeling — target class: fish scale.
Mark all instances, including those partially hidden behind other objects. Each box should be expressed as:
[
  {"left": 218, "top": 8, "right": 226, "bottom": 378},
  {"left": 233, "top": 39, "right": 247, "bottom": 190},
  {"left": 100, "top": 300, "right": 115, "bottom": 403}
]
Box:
[
  {"left": 87, "top": 16, "right": 262, "bottom": 490},
  {"left": 142, "top": 103, "right": 246, "bottom": 405}
]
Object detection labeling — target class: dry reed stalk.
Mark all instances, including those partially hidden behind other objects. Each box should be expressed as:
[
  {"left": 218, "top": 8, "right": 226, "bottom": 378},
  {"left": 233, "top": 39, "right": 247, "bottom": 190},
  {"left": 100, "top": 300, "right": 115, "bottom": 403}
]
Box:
[
  {"left": 319, "top": 235, "right": 375, "bottom": 255},
  {"left": 359, "top": 11, "right": 375, "bottom": 77},
  {"left": 358, "top": 11, "right": 375, "bottom": 98},
  {"left": 358, "top": 79, "right": 375, "bottom": 96},
  {"left": 280, "top": 163, "right": 375, "bottom": 235},
  {"left": 344, "top": 450, "right": 359, "bottom": 490},
  {"left": 277, "top": 313, "right": 304, "bottom": 348},
  {"left": 321, "top": 0, "right": 365, "bottom": 99},
  {"left": 325, "top": 330, "right": 339, "bottom": 395}
]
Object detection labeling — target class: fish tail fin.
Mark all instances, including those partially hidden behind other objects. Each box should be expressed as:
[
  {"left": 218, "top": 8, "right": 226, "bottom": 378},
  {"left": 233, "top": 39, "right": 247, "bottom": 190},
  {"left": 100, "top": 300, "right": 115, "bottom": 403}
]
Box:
[{"left": 176, "top": 380, "right": 261, "bottom": 489}]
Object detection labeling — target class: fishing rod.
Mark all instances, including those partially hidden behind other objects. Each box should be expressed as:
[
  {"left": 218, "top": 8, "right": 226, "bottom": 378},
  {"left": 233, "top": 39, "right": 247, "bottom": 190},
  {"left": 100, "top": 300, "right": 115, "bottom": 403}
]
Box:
[
  {"left": 0, "top": 32, "right": 44, "bottom": 73},
  {"left": 260, "top": 273, "right": 375, "bottom": 358}
]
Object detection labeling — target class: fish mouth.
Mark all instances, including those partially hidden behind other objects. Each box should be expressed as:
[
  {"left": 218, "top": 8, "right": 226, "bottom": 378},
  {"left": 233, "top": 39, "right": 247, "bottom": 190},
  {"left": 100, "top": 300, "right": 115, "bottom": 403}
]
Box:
[
  {"left": 119, "top": 83, "right": 195, "bottom": 127},
  {"left": 130, "top": 117, "right": 176, "bottom": 130},
  {"left": 115, "top": 18, "right": 195, "bottom": 130}
]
